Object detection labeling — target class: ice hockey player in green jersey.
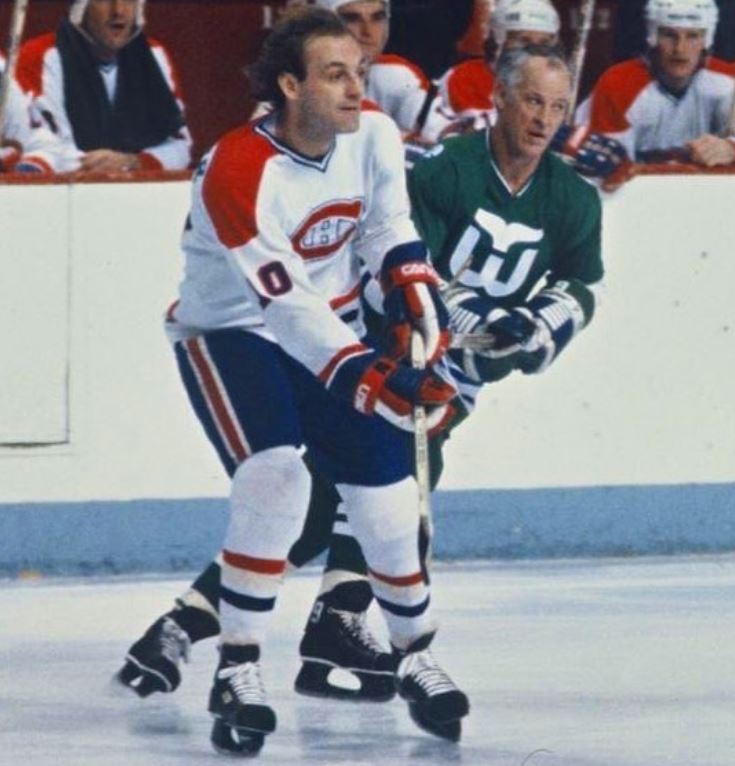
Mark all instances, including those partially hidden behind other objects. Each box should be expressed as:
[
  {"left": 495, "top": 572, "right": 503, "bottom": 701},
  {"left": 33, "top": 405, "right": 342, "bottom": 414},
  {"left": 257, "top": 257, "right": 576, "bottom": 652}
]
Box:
[{"left": 410, "top": 43, "right": 603, "bottom": 411}]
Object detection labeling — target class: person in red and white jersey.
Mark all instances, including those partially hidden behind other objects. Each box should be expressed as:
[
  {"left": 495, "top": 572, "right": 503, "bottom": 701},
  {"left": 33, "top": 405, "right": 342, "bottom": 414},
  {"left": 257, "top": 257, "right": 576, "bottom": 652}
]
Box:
[
  {"left": 1, "top": 55, "right": 80, "bottom": 173},
  {"left": 577, "top": 0, "right": 735, "bottom": 167},
  {"left": 121, "top": 8, "right": 465, "bottom": 754},
  {"left": 431, "top": 0, "right": 627, "bottom": 181},
  {"left": 312, "top": 0, "right": 453, "bottom": 140},
  {"left": 437, "top": 0, "right": 561, "bottom": 130},
  {"left": 16, "top": 0, "right": 191, "bottom": 173}
]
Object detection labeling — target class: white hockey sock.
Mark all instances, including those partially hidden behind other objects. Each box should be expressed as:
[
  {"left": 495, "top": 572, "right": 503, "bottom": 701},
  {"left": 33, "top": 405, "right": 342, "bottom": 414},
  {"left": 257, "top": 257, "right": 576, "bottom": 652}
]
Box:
[
  {"left": 220, "top": 446, "right": 311, "bottom": 645},
  {"left": 337, "top": 477, "right": 436, "bottom": 648}
]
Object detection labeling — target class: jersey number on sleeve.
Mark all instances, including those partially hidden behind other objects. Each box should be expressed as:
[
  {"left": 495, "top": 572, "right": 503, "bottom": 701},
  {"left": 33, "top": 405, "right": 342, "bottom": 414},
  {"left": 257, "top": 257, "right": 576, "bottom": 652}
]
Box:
[{"left": 257, "top": 261, "right": 293, "bottom": 297}]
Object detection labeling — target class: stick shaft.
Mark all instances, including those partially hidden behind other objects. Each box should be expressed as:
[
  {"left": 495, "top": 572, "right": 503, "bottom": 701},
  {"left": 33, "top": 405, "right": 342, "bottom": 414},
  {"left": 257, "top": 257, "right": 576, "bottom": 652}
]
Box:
[
  {"left": 0, "top": 0, "right": 31, "bottom": 141},
  {"left": 567, "top": 0, "right": 596, "bottom": 123},
  {"left": 410, "top": 332, "right": 432, "bottom": 539}
]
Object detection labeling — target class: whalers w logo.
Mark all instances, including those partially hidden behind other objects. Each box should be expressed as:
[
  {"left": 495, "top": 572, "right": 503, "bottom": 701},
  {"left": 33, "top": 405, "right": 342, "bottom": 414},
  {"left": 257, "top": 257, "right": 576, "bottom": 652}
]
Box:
[{"left": 449, "top": 209, "right": 543, "bottom": 297}]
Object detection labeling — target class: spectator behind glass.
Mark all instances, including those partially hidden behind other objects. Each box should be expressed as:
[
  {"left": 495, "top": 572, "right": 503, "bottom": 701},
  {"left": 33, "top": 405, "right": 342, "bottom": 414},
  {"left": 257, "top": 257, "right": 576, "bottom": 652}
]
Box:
[
  {"left": 577, "top": 0, "right": 735, "bottom": 167},
  {"left": 16, "top": 0, "right": 191, "bottom": 173},
  {"left": 1, "top": 54, "right": 81, "bottom": 173},
  {"left": 614, "top": 0, "right": 735, "bottom": 62}
]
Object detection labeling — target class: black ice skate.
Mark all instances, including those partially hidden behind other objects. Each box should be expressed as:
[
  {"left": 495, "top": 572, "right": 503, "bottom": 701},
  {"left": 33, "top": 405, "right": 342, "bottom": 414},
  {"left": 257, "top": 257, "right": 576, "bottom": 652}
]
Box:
[
  {"left": 294, "top": 581, "right": 397, "bottom": 702},
  {"left": 116, "top": 615, "right": 192, "bottom": 697},
  {"left": 394, "top": 632, "right": 470, "bottom": 742},
  {"left": 208, "top": 644, "right": 276, "bottom": 756}
]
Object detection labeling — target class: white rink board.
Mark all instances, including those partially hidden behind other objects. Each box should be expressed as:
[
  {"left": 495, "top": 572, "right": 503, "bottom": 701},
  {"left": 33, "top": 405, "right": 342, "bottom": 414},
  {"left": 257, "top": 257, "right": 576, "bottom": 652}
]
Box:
[
  {"left": 0, "top": 174, "right": 733, "bottom": 503},
  {"left": 0, "top": 185, "right": 69, "bottom": 444}
]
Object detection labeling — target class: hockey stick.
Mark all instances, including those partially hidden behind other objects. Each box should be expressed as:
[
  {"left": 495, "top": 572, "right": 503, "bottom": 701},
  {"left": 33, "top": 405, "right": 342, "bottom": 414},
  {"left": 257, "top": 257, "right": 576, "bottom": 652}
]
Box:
[
  {"left": 0, "top": 0, "right": 30, "bottom": 142},
  {"left": 567, "top": 0, "right": 596, "bottom": 123},
  {"left": 410, "top": 331, "right": 433, "bottom": 563}
]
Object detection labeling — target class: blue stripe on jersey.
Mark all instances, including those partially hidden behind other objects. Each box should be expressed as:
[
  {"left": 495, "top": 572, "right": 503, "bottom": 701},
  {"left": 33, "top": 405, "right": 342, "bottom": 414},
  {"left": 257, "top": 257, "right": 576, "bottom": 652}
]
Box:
[
  {"left": 220, "top": 585, "right": 276, "bottom": 612},
  {"left": 375, "top": 594, "right": 430, "bottom": 618}
]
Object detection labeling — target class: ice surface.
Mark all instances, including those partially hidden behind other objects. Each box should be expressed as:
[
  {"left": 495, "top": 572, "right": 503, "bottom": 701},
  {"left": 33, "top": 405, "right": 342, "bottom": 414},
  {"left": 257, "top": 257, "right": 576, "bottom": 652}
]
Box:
[{"left": 2, "top": 555, "right": 735, "bottom": 766}]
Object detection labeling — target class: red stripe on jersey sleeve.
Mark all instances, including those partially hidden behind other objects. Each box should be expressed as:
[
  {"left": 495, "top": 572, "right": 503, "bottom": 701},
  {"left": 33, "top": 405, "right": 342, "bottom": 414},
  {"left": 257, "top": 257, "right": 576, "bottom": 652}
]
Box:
[
  {"left": 202, "top": 125, "right": 279, "bottom": 249},
  {"left": 445, "top": 58, "right": 494, "bottom": 113},
  {"left": 361, "top": 98, "right": 383, "bottom": 113},
  {"left": 329, "top": 283, "right": 361, "bottom": 310},
  {"left": 706, "top": 56, "right": 735, "bottom": 77},
  {"left": 375, "top": 53, "right": 431, "bottom": 91},
  {"left": 588, "top": 59, "right": 653, "bottom": 134},
  {"left": 16, "top": 33, "right": 56, "bottom": 95},
  {"left": 318, "top": 343, "right": 369, "bottom": 384},
  {"left": 149, "top": 38, "right": 186, "bottom": 101}
]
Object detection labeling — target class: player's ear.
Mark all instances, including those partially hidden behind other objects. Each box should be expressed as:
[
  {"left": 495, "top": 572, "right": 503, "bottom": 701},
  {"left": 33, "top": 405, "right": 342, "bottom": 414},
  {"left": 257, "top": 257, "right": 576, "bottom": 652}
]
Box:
[
  {"left": 493, "top": 81, "right": 506, "bottom": 112},
  {"left": 278, "top": 72, "right": 301, "bottom": 102}
]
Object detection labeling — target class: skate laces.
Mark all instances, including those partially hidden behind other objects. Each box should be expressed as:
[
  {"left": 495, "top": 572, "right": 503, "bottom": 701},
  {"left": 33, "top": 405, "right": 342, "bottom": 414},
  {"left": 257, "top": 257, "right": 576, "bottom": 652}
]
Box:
[
  {"left": 400, "top": 650, "right": 456, "bottom": 695},
  {"left": 218, "top": 661, "right": 267, "bottom": 705},
  {"left": 160, "top": 617, "right": 191, "bottom": 665},
  {"left": 334, "top": 609, "right": 385, "bottom": 655}
]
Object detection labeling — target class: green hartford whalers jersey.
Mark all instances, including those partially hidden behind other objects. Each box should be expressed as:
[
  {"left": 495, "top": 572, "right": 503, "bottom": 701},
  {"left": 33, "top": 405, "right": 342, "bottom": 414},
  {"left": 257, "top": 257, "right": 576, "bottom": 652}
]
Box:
[{"left": 408, "top": 129, "right": 603, "bottom": 306}]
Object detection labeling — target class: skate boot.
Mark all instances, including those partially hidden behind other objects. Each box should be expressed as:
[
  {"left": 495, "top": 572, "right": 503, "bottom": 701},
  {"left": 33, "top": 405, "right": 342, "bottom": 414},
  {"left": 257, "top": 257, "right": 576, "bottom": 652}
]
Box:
[
  {"left": 394, "top": 632, "right": 470, "bottom": 742},
  {"left": 294, "top": 581, "right": 397, "bottom": 702},
  {"left": 116, "top": 606, "right": 219, "bottom": 697},
  {"left": 208, "top": 644, "right": 276, "bottom": 756}
]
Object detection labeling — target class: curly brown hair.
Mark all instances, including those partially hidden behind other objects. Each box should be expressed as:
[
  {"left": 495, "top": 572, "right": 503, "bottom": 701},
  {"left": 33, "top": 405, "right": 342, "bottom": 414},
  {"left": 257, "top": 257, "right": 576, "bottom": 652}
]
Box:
[{"left": 247, "top": 6, "right": 351, "bottom": 109}]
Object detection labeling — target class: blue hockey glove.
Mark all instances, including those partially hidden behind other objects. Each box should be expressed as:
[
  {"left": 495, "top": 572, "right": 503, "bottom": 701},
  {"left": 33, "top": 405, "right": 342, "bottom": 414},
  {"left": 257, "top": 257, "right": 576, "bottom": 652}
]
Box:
[
  {"left": 551, "top": 124, "right": 629, "bottom": 179},
  {"left": 515, "top": 282, "right": 592, "bottom": 375}
]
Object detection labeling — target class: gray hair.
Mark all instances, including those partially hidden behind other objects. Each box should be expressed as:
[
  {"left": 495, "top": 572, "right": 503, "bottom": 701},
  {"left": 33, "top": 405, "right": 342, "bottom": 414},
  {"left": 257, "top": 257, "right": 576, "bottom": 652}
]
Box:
[{"left": 495, "top": 44, "right": 570, "bottom": 91}]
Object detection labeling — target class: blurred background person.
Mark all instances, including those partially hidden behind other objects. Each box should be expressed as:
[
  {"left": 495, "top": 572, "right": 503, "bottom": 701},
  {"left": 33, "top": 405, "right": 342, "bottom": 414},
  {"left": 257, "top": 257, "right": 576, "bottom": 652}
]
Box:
[{"left": 16, "top": 0, "right": 191, "bottom": 173}]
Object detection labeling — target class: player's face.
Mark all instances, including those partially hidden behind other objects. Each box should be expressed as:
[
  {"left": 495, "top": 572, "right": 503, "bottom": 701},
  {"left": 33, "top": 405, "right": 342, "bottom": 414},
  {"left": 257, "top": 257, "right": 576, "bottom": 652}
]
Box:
[
  {"left": 337, "top": 1, "right": 390, "bottom": 63},
  {"left": 291, "top": 34, "right": 367, "bottom": 140},
  {"left": 504, "top": 30, "right": 558, "bottom": 50},
  {"left": 655, "top": 26, "right": 707, "bottom": 89},
  {"left": 495, "top": 57, "right": 570, "bottom": 163},
  {"left": 83, "top": 0, "right": 138, "bottom": 57}
]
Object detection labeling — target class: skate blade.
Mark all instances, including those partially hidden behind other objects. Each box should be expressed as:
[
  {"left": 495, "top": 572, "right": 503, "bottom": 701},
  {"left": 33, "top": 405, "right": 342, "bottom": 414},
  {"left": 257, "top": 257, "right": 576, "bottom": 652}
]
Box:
[
  {"left": 294, "top": 662, "right": 396, "bottom": 702},
  {"left": 409, "top": 706, "right": 463, "bottom": 742},
  {"left": 211, "top": 719, "right": 266, "bottom": 756}
]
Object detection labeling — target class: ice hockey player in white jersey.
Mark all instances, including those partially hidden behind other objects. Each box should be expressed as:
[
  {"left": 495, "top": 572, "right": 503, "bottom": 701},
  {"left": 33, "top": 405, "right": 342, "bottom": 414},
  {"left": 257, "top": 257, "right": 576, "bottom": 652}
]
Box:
[
  {"left": 577, "top": 0, "right": 735, "bottom": 166},
  {"left": 118, "top": 7, "right": 468, "bottom": 755},
  {"left": 1, "top": 55, "right": 80, "bottom": 173}
]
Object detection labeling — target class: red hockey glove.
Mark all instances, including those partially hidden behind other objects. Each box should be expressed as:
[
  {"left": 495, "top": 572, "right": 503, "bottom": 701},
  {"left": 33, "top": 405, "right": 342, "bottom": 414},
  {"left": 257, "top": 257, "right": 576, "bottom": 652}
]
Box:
[
  {"left": 381, "top": 244, "right": 450, "bottom": 365},
  {"left": 327, "top": 349, "right": 456, "bottom": 435}
]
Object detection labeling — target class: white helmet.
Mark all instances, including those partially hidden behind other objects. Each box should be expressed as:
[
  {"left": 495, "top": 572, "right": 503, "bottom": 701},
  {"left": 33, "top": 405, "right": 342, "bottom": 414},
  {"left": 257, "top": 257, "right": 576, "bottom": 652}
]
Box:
[
  {"left": 490, "top": 0, "right": 561, "bottom": 47},
  {"left": 69, "top": 0, "right": 146, "bottom": 27},
  {"left": 645, "top": 0, "right": 719, "bottom": 48},
  {"left": 313, "top": 0, "right": 390, "bottom": 15}
]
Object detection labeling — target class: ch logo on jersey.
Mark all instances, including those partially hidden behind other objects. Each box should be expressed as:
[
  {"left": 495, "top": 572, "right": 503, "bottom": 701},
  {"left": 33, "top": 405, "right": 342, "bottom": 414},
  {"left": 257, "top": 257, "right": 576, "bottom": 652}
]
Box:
[
  {"left": 450, "top": 209, "right": 543, "bottom": 297},
  {"left": 291, "top": 199, "right": 364, "bottom": 260}
]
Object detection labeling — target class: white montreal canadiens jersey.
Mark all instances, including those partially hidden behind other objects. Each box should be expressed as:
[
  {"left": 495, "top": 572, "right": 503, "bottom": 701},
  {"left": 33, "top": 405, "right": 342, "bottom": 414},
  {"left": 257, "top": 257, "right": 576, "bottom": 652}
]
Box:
[
  {"left": 577, "top": 57, "right": 735, "bottom": 159},
  {"left": 171, "top": 108, "right": 419, "bottom": 381}
]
